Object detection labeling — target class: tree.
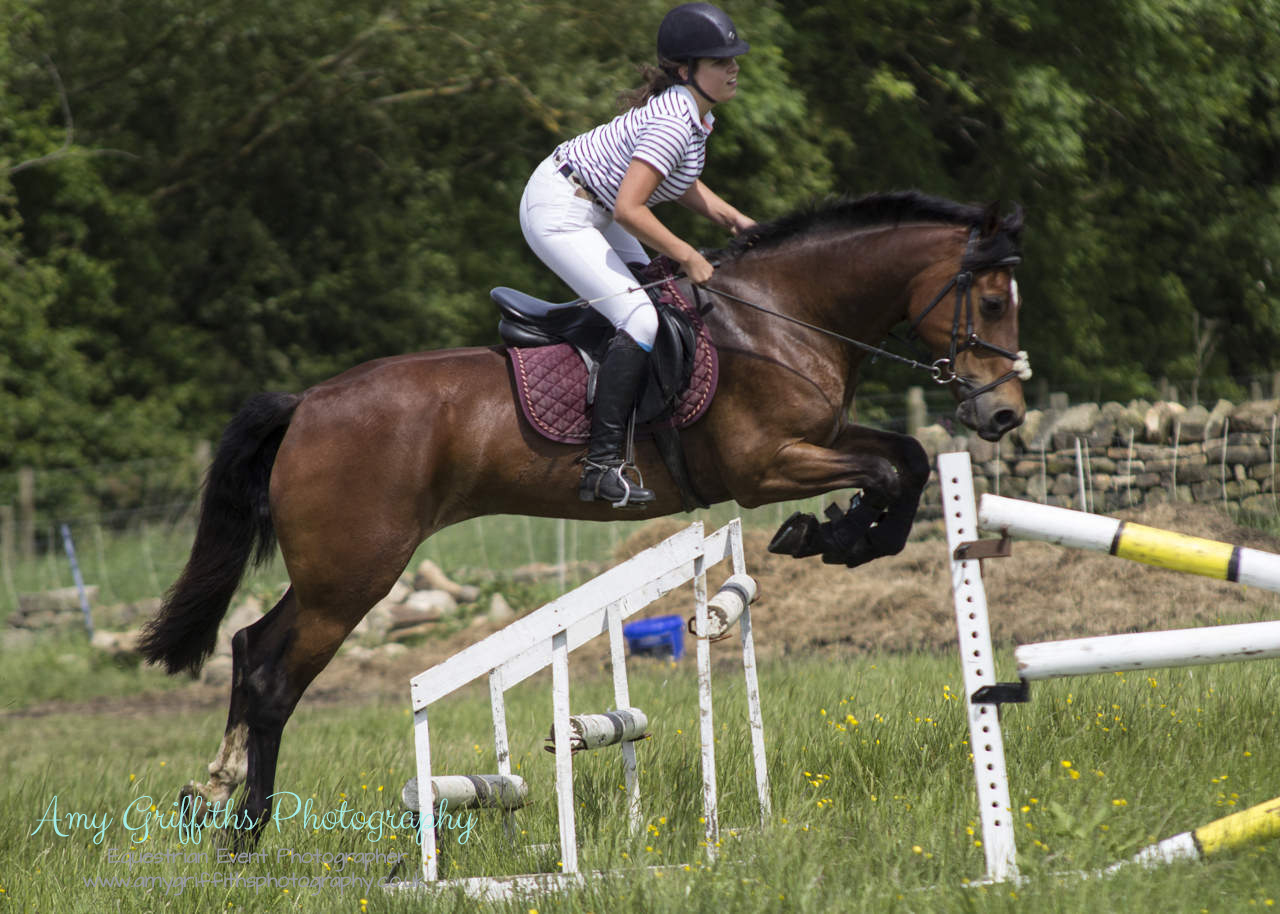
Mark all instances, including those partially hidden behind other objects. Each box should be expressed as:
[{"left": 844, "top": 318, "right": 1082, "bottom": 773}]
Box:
[{"left": 780, "top": 0, "right": 1280, "bottom": 402}]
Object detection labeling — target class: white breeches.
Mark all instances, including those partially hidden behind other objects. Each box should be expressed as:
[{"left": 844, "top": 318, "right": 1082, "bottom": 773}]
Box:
[{"left": 519, "top": 154, "right": 658, "bottom": 350}]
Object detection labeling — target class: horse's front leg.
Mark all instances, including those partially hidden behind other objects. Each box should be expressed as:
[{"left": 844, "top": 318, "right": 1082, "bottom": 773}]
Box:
[{"left": 760, "top": 426, "right": 930, "bottom": 568}]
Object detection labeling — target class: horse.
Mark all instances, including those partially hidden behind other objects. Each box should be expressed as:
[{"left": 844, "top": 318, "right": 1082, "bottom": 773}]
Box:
[{"left": 139, "top": 190, "right": 1029, "bottom": 844}]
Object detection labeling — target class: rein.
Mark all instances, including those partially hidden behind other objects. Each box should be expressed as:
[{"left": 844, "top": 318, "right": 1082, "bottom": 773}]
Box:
[
  {"left": 698, "top": 284, "right": 948, "bottom": 378},
  {"left": 702, "top": 229, "right": 1032, "bottom": 400}
]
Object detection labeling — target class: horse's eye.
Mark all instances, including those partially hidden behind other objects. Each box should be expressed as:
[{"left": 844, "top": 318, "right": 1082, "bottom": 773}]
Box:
[{"left": 980, "top": 296, "right": 1006, "bottom": 319}]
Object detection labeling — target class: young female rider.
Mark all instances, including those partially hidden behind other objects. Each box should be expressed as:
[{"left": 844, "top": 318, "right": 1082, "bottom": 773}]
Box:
[{"left": 519, "top": 2, "right": 755, "bottom": 508}]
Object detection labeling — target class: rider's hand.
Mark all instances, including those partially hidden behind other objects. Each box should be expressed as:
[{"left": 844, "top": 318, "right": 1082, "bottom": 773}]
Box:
[{"left": 681, "top": 250, "right": 716, "bottom": 285}]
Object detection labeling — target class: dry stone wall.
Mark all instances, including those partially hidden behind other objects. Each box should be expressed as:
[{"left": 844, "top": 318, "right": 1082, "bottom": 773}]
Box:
[{"left": 913, "top": 397, "right": 1279, "bottom": 517}]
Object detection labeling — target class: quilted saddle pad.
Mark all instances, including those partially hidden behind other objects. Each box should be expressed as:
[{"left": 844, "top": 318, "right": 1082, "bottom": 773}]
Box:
[{"left": 506, "top": 278, "right": 718, "bottom": 445}]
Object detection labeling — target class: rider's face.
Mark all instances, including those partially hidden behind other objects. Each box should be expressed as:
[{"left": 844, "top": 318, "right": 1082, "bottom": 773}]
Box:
[{"left": 686, "top": 56, "right": 740, "bottom": 105}]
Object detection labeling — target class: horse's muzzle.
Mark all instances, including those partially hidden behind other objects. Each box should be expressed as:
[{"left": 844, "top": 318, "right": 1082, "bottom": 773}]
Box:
[{"left": 955, "top": 393, "right": 1025, "bottom": 442}]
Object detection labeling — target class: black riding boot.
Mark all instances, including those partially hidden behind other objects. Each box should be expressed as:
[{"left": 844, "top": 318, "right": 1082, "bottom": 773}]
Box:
[{"left": 579, "top": 331, "right": 657, "bottom": 508}]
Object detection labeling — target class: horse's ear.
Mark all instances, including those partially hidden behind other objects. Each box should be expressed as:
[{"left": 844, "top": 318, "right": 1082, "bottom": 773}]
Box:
[
  {"left": 981, "top": 201, "right": 1001, "bottom": 237},
  {"left": 1005, "top": 203, "right": 1025, "bottom": 237}
]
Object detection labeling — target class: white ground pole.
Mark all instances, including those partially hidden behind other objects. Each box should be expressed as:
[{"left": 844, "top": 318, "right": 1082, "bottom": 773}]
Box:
[
  {"left": 404, "top": 519, "right": 769, "bottom": 899},
  {"left": 937, "top": 452, "right": 1019, "bottom": 884}
]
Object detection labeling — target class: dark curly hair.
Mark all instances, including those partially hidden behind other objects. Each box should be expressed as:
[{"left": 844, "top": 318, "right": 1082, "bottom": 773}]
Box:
[{"left": 616, "top": 59, "right": 685, "bottom": 110}]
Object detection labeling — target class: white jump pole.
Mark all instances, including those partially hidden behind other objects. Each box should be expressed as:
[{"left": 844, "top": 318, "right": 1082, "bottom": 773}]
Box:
[
  {"left": 978, "top": 494, "right": 1280, "bottom": 593},
  {"left": 1016, "top": 620, "right": 1280, "bottom": 681},
  {"left": 1108, "top": 794, "right": 1280, "bottom": 871}
]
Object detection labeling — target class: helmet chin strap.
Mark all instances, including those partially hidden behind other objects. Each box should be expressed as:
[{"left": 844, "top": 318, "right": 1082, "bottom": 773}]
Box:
[
  {"left": 686, "top": 75, "right": 718, "bottom": 106},
  {"left": 675, "top": 62, "right": 718, "bottom": 108}
]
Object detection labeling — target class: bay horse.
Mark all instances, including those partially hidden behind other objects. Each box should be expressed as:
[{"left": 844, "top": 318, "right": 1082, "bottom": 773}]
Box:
[{"left": 140, "top": 190, "right": 1028, "bottom": 843}]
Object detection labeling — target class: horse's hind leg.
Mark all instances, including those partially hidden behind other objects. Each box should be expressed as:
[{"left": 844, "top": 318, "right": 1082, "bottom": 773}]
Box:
[
  {"left": 179, "top": 588, "right": 297, "bottom": 827},
  {"left": 227, "top": 575, "right": 404, "bottom": 847}
]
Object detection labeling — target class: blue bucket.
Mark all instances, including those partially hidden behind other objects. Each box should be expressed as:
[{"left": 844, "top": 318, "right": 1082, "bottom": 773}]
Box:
[{"left": 623, "top": 614, "right": 685, "bottom": 661}]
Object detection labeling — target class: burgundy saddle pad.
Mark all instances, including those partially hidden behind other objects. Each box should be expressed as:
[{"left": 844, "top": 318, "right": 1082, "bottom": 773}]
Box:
[{"left": 506, "top": 277, "right": 718, "bottom": 445}]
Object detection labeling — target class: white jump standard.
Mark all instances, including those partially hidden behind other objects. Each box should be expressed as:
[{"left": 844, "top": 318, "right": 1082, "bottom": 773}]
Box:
[
  {"left": 938, "top": 451, "right": 1280, "bottom": 883},
  {"left": 395, "top": 519, "right": 769, "bottom": 901},
  {"left": 938, "top": 453, "right": 1019, "bottom": 883}
]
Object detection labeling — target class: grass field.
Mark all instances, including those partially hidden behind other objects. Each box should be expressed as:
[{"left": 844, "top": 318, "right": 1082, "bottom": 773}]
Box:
[
  {"left": 4, "top": 647, "right": 1279, "bottom": 913},
  {"left": 4, "top": 497, "right": 1279, "bottom": 911}
]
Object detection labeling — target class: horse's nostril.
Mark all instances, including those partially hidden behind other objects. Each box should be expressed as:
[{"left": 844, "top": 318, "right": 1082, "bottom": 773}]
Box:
[{"left": 993, "top": 408, "right": 1022, "bottom": 432}]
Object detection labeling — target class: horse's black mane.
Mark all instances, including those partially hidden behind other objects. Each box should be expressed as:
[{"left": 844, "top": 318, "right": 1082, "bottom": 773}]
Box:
[{"left": 717, "top": 190, "right": 1023, "bottom": 269}]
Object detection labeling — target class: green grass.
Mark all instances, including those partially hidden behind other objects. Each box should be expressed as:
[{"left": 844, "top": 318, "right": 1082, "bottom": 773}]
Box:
[
  {"left": 4, "top": 497, "right": 1278, "bottom": 909},
  {"left": 4, "top": 651, "right": 1278, "bottom": 913},
  {"left": 0, "top": 631, "right": 186, "bottom": 709}
]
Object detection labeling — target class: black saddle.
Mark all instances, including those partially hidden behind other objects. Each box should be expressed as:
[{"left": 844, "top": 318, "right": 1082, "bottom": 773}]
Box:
[{"left": 492, "top": 286, "right": 698, "bottom": 424}]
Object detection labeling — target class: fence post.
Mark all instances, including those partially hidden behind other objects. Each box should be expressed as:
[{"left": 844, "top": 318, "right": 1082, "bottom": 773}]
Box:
[
  {"left": 59, "top": 524, "right": 94, "bottom": 639},
  {"left": 1032, "top": 375, "right": 1048, "bottom": 408},
  {"left": 1, "top": 504, "right": 15, "bottom": 607},
  {"left": 18, "top": 467, "right": 35, "bottom": 562},
  {"left": 1, "top": 505, "right": 12, "bottom": 566},
  {"left": 193, "top": 440, "right": 213, "bottom": 481},
  {"left": 906, "top": 386, "right": 926, "bottom": 436}
]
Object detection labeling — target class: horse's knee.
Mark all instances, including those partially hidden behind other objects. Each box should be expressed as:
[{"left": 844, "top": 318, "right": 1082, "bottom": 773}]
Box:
[
  {"left": 899, "top": 435, "right": 930, "bottom": 487},
  {"left": 862, "top": 458, "right": 902, "bottom": 505}
]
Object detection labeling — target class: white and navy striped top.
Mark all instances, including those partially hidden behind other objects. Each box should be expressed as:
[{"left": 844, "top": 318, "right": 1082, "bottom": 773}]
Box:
[{"left": 558, "top": 85, "right": 713, "bottom": 212}]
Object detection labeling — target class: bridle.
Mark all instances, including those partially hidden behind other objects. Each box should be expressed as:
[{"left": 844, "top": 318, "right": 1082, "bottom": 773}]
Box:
[
  {"left": 903, "top": 228, "right": 1032, "bottom": 400},
  {"left": 699, "top": 229, "right": 1032, "bottom": 401}
]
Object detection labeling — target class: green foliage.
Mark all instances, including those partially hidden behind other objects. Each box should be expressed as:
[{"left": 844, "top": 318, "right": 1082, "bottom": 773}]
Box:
[
  {"left": 2, "top": 0, "right": 1278, "bottom": 471},
  {"left": 781, "top": 0, "right": 1280, "bottom": 401}
]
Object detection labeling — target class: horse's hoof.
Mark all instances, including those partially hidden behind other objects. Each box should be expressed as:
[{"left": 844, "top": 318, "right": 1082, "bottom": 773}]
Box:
[
  {"left": 178, "top": 782, "right": 210, "bottom": 829},
  {"left": 768, "top": 512, "right": 824, "bottom": 557}
]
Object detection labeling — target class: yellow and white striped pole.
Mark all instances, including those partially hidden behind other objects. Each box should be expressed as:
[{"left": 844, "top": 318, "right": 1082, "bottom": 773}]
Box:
[
  {"left": 978, "top": 495, "right": 1280, "bottom": 593},
  {"left": 1109, "top": 795, "right": 1280, "bottom": 870}
]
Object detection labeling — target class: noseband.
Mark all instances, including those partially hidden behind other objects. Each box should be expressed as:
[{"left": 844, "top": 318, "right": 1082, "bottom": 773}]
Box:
[{"left": 907, "top": 229, "right": 1031, "bottom": 401}]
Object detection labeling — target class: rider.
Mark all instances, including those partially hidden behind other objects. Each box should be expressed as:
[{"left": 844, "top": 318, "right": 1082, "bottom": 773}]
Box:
[{"left": 519, "top": 2, "right": 755, "bottom": 508}]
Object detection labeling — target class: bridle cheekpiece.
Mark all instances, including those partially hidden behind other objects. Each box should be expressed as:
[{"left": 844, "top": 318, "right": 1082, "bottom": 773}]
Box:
[{"left": 906, "top": 228, "right": 1032, "bottom": 401}]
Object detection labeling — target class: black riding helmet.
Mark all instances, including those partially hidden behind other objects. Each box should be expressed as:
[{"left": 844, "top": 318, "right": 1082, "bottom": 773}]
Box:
[{"left": 657, "top": 2, "right": 750, "bottom": 62}]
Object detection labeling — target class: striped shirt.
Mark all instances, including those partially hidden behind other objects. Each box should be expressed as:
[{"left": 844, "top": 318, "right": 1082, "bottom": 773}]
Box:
[{"left": 559, "top": 85, "right": 713, "bottom": 212}]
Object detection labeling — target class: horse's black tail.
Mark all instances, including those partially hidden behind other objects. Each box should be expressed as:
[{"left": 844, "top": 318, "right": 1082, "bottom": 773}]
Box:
[{"left": 139, "top": 392, "right": 301, "bottom": 676}]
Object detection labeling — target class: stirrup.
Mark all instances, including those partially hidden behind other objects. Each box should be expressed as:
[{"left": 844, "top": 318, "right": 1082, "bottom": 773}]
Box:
[{"left": 579, "top": 460, "right": 655, "bottom": 509}]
